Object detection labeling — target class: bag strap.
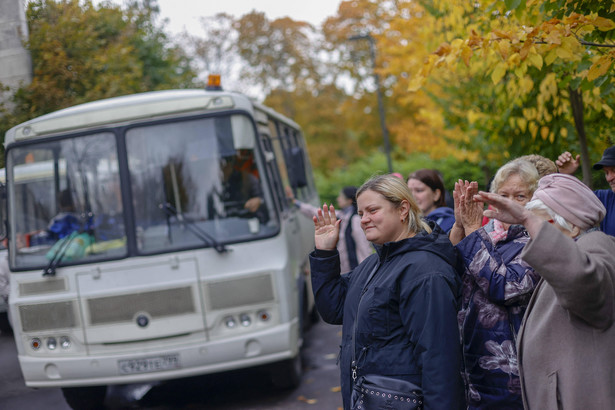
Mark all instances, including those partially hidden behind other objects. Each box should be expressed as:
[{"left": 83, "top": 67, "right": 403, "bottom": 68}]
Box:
[{"left": 351, "top": 261, "right": 380, "bottom": 382}]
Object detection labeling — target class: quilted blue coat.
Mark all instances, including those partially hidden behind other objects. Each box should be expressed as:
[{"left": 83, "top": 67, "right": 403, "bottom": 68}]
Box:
[{"left": 455, "top": 220, "right": 540, "bottom": 409}]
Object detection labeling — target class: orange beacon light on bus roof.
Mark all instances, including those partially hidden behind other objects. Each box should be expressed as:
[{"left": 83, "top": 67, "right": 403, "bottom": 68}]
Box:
[{"left": 206, "top": 74, "right": 222, "bottom": 91}]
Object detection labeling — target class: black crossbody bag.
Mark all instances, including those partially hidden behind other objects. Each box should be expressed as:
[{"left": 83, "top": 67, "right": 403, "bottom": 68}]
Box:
[{"left": 350, "top": 263, "right": 423, "bottom": 410}]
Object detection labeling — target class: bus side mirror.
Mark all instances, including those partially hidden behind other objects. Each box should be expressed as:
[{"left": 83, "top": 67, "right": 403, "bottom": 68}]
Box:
[{"left": 285, "top": 147, "right": 307, "bottom": 188}]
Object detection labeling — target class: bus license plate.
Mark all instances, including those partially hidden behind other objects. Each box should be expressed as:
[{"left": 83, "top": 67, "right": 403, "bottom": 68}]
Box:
[{"left": 118, "top": 354, "right": 181, "bottom": 375}]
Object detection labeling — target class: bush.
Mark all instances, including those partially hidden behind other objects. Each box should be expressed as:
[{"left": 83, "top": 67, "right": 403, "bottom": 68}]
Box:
[{"left": 313, "top": 150, "right": 486, "bottom": 205}]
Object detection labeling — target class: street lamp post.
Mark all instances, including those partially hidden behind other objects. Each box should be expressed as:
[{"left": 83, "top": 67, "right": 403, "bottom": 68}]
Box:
[{"left": 349, "top": 33, "right": 393, "bottom": 174}]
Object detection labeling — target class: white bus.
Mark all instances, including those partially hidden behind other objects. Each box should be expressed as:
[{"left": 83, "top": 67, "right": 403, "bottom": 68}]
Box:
[{"left": 3, "top": 82, "right": 320, "bottom": 408}]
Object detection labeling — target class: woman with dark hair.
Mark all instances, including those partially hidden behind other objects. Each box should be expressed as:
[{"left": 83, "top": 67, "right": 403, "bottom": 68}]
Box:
[
  {"left": 407, "top": 169, "right": 455, "bottom": 233},
  {"left": 310, "top": 174, "right": 465, "bottom": 409}
]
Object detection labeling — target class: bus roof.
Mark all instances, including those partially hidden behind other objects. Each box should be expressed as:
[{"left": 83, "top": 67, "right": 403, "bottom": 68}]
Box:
[{"left": 4, "top": 89, "right": 298, "bottom": 146}]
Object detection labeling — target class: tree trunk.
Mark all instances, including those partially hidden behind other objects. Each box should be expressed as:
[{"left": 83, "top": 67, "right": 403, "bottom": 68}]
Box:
[{"left": 568, "top": 87, "right": 592, "bottom": 188}]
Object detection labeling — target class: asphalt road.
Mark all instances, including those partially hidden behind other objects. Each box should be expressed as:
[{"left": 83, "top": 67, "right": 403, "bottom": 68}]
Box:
[{"left": 0, "top": 317, "right": 344, "bottom": 410}]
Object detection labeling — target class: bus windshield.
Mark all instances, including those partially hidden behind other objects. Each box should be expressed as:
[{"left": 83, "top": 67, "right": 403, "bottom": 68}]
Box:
[
  {"left": 9, "top": 132, "right": 125, "bottom": 270},
  {"left": 126, "top": 114, "right": 277, "bottom": 254},
  {"left": 8, "top": 113, "right": 277, "bottom": 270}
]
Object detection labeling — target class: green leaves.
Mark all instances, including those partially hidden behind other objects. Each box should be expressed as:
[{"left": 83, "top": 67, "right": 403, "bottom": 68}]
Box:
[{"left": 505, "top": 0, "right": 523, "bottom": 11}]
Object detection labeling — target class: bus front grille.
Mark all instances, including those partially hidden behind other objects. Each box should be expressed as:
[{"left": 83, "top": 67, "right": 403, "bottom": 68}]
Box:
[
  {"left": 205, "top": 274, "right": 274, "bottom": 310},
  {"left": 20, "top": 301, "right": 77, "bottom": 331},
  {"left": 87, "top": 287, "right": 195, "bottom": 325},
  {"left": 19, "top": 277, "right": 67, "bottom": 296}
]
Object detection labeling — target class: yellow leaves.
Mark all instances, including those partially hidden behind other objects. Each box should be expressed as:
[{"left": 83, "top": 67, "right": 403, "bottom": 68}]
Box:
[
  {"left": 491, "top": 62, "right": 508, "bottom": 84},
  {"left": 433, "top": 42, "right": 452, "bottom": 56},
  {"left": 467, "top": 110, "right": 481, "bottom": 124},
  {"left": 468, "top": 30, "right": 483, "bottom": 48},
  {"left": 587, "top": 55, "right": 613, "bottom": 82},
  {"left": 492, "top": 30, "right": 515, "bottom": 41},
  {"left": 544, "top": 48, "right": 558, "bottom": 66},
  {"left": 540, "top": 126, "right": 550, "bottom": 140},
  {"left": 544, "top": 26, "right": 563, "bottom": 45},
  {"left": 408, "top": 73, "right": 426, "bottom": 92},
  {"left": 528, "top": 51, "right": 543, "bottom": 70},
  {"left": 555, "top": 46, "right": 573, "bottom": 60},
  {"left": 539, "top": 73, "right": 558, "bottom": 97},
  {"left": 592, "top": 16, "right": 615, "bottom": 31},
  {"left": 560, "top": 127, "right": 568, "bottom": 138},
  {"left": 519, "top": 76, "right": 534, "bottom": 94},
  {"left": 330, "top": 386, "right": 342, "bottom": 392},
  {"left": 528, "top": 122, "right": 538, "bottom": 140},
  {"left": 461, "top": 45, "right": 473, "bottom": 66},
  {"left": 297, "top": 396, "right": 317, "bottom": 405},
  {"left": 517, "top": 117, "right": 527, "bottom": 132},
  {"left": 523, "top": 107, "right": 538, "bottom": 121},
  {"left": 408, "top": 54, "right": 440, "bottom": 92},
  {"left": 495, "top": 40, "right": 512, "bottom": 61}
]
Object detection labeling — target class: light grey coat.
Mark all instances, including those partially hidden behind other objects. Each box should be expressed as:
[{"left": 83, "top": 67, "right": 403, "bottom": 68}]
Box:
[{"left": 517, "top": 222, "right": 615, "bottom": 409}]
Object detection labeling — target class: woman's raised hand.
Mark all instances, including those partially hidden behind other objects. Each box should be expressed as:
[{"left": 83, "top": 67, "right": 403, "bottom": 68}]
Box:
[
  {"left": 474, "top": 191, "right": 528, "bottom": 226},
  {"left": 458, "top": 180, "right": 483, "bottom": 236},
  {"left": 313, "top": 203, "right": 340, "bottom": 251}
]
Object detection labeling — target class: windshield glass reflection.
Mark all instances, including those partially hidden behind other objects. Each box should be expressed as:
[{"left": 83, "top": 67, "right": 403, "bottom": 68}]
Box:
[
  {"left": 8, "top": 133, "right": 126, "bottom": 270},
  {"left": 126, "top": 115, "right": 277, "bottom": 254}
]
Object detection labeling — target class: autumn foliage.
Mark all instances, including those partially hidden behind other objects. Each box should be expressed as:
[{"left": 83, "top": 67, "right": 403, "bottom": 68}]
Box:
[{"left": 2, "top": 0, "right": 614, "bottom": 190}]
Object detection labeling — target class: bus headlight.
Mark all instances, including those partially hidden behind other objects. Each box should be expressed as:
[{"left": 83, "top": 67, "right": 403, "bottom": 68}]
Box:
[
  {"left": 60, "top": 336, "right": 71, "bottom": 349},
  {"left": 31, "top": 338, "right": 42, "bottom": 350},
  {"left": 224, "top": 316, "right": 237, "bottom": 328},
  {"left": 239, "top": 313, "right": 251, "bottom": 327},
  {"left": 257, "top": 310, "right": 270, "bottom": 322},
  {"left": 46, "top": 337, "right": 57, "bottom": 350}
]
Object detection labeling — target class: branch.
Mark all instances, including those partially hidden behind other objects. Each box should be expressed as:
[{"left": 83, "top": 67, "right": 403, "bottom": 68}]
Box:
[{"left": 533, "top": 40, "right": 615, "bottom": 48}]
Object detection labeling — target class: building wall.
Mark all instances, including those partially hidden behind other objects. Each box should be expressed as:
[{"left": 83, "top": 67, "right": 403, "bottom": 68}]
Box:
[{"left": 0, "top": 0, "right": 32, "bottom": 109}]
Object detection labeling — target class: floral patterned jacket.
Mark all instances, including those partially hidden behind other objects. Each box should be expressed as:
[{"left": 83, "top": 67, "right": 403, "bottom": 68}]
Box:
[{"left": 455, "top": 220, "right": 540, "bottom": 409}]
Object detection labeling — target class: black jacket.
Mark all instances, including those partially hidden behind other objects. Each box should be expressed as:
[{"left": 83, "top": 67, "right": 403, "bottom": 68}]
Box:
[{"left": 310, "top": 223, "right": 465, "bottom": 409}]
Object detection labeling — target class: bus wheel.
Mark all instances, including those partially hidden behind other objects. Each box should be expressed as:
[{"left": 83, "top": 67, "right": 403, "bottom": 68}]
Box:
[
  {"left": 61, "top": 386, "right": 107, "bottom": 410},
  {"left": 309, "top": 306, "right": 320, "bottom": 325},
  {"left": 0, "top": 312, "right": 12, "bottom": 334},
  {"left": 270, "top": 353, "right": 302, "bottom": 389}
]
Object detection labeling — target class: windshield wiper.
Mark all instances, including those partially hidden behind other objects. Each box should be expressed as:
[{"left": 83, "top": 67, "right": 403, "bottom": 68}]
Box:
[
  {"left": 159, "top": 202, "right": 229, "bottom": 254},
  {"left": 42, "top": 230, "right": 79, "bottom": 277},
  {"left": 42, "top": 212, "right": 96, "bottom": 277}
]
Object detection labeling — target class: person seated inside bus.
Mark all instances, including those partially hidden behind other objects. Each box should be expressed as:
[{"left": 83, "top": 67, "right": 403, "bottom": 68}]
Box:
[
  {"left": 47, "top": 189, "right": 81, "bottom": 239},
  {"left": 218, "top": 152, "right": 268, "bottom": 223}
]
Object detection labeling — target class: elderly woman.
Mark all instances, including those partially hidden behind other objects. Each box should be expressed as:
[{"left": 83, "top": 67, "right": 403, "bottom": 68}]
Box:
[
  {"left": 310, "top": 175, "right": 464, "bottom": 409},
  {"left": 474, "top": 173, "right": 615, "bottom": 409},
  {"left": 451, "top": 158, "right": 541, "bottom": 409},
  {"left": 407, "top": 169, "right": 455, "bottom": 233}
]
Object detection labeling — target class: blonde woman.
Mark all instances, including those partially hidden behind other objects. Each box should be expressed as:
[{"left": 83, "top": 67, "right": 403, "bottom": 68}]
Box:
[{"left": 310, "top": 174, "right": 464, "bottom": 409}]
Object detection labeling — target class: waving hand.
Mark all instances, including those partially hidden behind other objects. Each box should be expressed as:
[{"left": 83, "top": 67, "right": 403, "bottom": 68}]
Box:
[{"left": 313, "top": 203, "right": 340, "bottom": 251}]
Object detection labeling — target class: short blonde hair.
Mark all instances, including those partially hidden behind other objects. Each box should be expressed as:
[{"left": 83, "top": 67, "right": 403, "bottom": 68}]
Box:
[
  {"left": 490, "top": 159, "right": 540, "bottom": 195},
  {"left": 357, "top": 174, "right": 431, "bottom": 235}
]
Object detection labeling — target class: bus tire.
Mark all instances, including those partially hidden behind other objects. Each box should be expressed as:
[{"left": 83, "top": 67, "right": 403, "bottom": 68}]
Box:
[
  {"left": 61, "top": 385, "right": 107, "bottom": 410},
  {"left": 309, "top": 305, "right": 320, "bottom": 325},
  {"left": 0, "top": 312, "right": 11, "bottom": 334},
  {"left": 270, "top": 353, "right": 302, "bottom": 390}
]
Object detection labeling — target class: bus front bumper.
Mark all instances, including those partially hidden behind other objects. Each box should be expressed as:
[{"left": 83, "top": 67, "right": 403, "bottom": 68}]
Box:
[{"left": 19, "top": 321, "right": 299, "bottom": 388}]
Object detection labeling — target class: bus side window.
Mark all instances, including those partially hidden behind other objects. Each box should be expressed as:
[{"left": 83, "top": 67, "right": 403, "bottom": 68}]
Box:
[
  {"left": 258, "top": 134, "right": 287, "bottom": 212},
  {"left": 284, "top": 145, "right": 308, "bottom": 189}
]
